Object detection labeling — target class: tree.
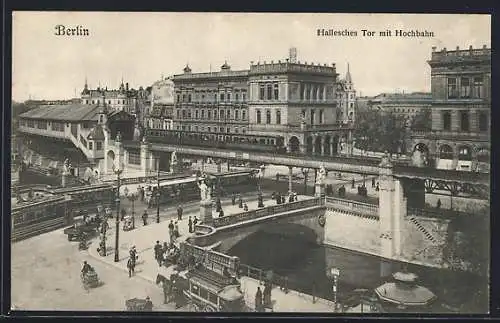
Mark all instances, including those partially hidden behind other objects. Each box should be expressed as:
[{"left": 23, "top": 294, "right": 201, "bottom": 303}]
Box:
[
  {"left": 410, "top": 109, "right": 432, "bottom": 131},
  {"left": 354, "top": 109, "right": 408, "bottom": 155}
]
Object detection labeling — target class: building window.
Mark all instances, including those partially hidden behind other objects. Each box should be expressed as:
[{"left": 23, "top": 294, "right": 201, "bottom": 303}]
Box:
[
  {"left": 306, "top": 84, "right": 311, "bottom": 100},
  {"left": 201, "top": 110, "right": 205, "bottom": 119},
  {"left": 473, "top": 77, "right": 483, "bottom": 98},
  {"left": 226, "top": 110, "right": 231, "bottom": 119},
  {"left": 319, "top": 110, "right": 324, "bottom": 124},
  {"left": 220, "top": 93, "right": 225, "bottom": 101},
  {"left": 195, "top": 126, "right": 198, "bottom": 132},
  {"left": 188, "top": 94, "right": 192, "bottom": 102},
  {"left": 96, "top": 141, "right": 102, "bottom": 150},
  {"left": 236, "top": 93, "right": 239, "bottom": 101},
  {"left": 235, "top": 110, "right": 240, "bottom": 120},
  {"left": 129, "top": 152, "right": 141, "bottom": 165},
  {"left": 242, "top": 110, "right": 247, "bottom": 120},
  {"left": 242, "top": 128, "right": 246, "bottom": 134},
  {"left": 312, "top": 85, "right": 317, "bottom": 100},
  {"left": 460, "top": 77, "right": 471, "bottom": 98},
  {"left": 256, "top": 110, "right": 262, "bottom": 124},
  {"left": 176, "top": 110, "right": 180, "bottom": 119},
  {"left": 259, "top": 84, "right": 265, "bottom": 100},
  {"left": 300, "top": 84, "right": 305, "bottom": 100},
  {"left": 447, "top": 78, "right": 458, "bottom": 99},
  {"left": 310, "top": 109, "right": 315, "bottom": 125},
  {"left": 350, "top": 102, "right": 354, "bottom": 108},
  {"left": 220, "top": 127, "right": 224, "bottom": 133},
  {"left": 443, "top": 111, "right": 451, "bottom": 130},
  {"left": 274, "top": 83, "right": 279, "bottom": 100},
  {"left": 208, "top": 111, "right": 211, "bottom": 119},
  {"left": 36, "top": 121, "right": 47, "bottom": 129},
  {"left": 301, "top": 110, "right": 306, "bottom": 120},
  {"left": 89, "top": 142, "right": 93, "bottom": 150},
  {"left": 276, "top": 110, "right": 281, "bottom": 125},
  {"left": 227, "top": 127, "right": 230, "bottom": 133},
  {"left": 319, "top": 86, "right": 324, "bottom": 100},
  {"left": 266, "top": 110, "right": 271, "bottom": 124},
  {"left": 182, "top": 110, "right": 186, "bottom": 119},
  {"left": 242, "top": 93, "right": 246, "bottom": 101},
  {"left": 176, "top": 94, "right": 180, "bottom": 102},
  {"left": 460, "top": 111, "right": 470, "bottom": 132},
  {"left": 202, "top": 94, "right": 205, "bottom": 101},
  {"left": 479, "top": 112, "right": 488, "bottom": 132},
  {"left": 214, "top": 110, "right": 218, "bottom": 120},
  {"left": 195, "top": 110, "right": 199, "bottom": 119},
  {"left": 267, "top": 84, "right": 273, "bottom": 100},
  {"left": 227, "top": 93, "right": 231, "bottom": 102},
  {"left": 182, "top": 94, "right": 186, "bottom": 102},
  {"left": 208, "top": 127, "right": 211, "bottom": 132}
]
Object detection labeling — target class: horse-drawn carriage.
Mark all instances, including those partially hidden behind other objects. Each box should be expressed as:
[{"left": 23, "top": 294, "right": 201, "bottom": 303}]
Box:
[
  {"left": 125, "top": 297, "right": 153, "bottom": 311},
  {"left": 80, "top": 269, "right": 99, "bottom": 290},
  {"left": 64, "top": 218, "right": 100, "bottom": 241}
]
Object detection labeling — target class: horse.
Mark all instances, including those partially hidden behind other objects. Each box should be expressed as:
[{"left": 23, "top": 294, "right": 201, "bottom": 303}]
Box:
[{"left": 156, "top": 274, "right": 175, "bottom": 304}]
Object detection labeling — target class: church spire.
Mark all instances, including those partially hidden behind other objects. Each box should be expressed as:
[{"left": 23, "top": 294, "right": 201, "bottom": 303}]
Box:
[{"left": 345, "top": 63, "right": 352, "bottom": 83}]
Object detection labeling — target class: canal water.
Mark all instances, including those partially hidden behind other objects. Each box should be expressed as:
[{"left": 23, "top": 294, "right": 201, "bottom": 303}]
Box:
[{"left": 228, "top": 224, "right": 488, "bottom": 313}]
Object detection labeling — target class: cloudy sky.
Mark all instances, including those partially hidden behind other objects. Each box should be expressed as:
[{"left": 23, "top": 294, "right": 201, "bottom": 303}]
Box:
[{"left": 12, "top": 12, "right": 490, "bottom": 101}]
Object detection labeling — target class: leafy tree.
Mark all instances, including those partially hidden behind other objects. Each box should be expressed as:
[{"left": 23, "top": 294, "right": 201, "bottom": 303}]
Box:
[
  {"left": 443, "top": 204, "right": 489, "bottom": 277},
  {"left": 410, "top": 109, "right": 432, "bottom": 131},
  {"left": 354, "top": 109, "right": 408, "bottom": 155}
]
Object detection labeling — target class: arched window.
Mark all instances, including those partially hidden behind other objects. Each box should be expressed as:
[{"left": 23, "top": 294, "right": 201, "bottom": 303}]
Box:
[
  {"left": 195, "top": 110, "right": 199, "bottom": 119},
  {"left": 274, "top": 83, "right": 279, "bottom": 100},
  {"left": 256, "top": 110, "right": 262, "bottom": 124},
  {"left": 267, "top": 84, "right": 273, "bottom": 100},
  {"left": 266, "top": 110, "right": 271, "bottom": 124},
  {"left": 201, "top": 110, "right": 205, "bottom": 119},
  {"left": 235, "top": 110, "right": 240, "bottom": 120},
  {"left": 276, "top": 110, "right": 281, "bottom": 125},
  {"left": 214, "top": 110, "right": 218, "bottom": 120}
]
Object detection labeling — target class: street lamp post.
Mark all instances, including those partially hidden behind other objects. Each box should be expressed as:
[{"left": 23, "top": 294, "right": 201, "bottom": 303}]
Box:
[
  {"left": 124, "top": 187, "right": 138, "bottom": 230},
  {"left": 330, "top": 267, "right": 340, "bottom": 311},
  {"left": 112, "top": 164, "right": 123, "bottom": 263},
  {"left": 156, "top": 163, "right": 161, "bottom": 223}
]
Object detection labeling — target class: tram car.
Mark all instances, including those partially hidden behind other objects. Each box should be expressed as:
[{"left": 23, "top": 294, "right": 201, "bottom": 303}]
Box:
[
  {"left": 147, "top": 129, "right": 287, "bottom": 155},
  {"left": 183, "top": 266, "right": 248, "bottom": 312}
]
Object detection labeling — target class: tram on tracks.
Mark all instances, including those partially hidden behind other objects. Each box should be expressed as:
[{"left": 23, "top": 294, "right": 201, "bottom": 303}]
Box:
[
  {"left": 157, "top": 242, "right": 250, "bottom": 312},
  {"left": 146, "top": 129, "right": 287, "bottom": 154}
]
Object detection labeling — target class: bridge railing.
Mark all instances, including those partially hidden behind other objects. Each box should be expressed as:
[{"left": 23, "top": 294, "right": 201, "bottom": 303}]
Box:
[
  {"left": 326, "top": 196, "right": 379, "bottom": 217},
  {"left": 101, "top": 171, "right": 193, "bottom": 185},
  {"left": 211, "top": 197, "right": 325, "bottom": 228}
]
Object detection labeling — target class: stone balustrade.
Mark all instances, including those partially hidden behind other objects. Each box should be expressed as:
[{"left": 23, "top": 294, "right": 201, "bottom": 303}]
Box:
[{"left": 325, "top": 196, "right": 379, "bottom": 217}]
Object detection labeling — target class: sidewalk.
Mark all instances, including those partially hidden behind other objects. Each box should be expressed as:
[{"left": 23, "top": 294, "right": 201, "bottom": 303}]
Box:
[{"left": 88, "top": 195, "right": 339, "bottom": 312}]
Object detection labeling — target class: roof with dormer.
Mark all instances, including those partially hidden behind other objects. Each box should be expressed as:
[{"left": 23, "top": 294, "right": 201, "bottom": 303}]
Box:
[{"left": 19, "top": 103, "right": 101, "bottom": 122}]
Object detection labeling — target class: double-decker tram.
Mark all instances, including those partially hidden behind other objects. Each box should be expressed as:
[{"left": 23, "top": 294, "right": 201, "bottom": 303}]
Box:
[{"left": 146, "top": 129, "right": 287, "bottom": 154}]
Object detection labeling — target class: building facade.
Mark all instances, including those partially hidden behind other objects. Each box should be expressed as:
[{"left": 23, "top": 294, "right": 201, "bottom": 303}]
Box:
[
  {"left": 367, "top": 92, "right": 432, "bottom": 121},
  {"left": 169, "top": 48, "right": 355, "bottom": 156},
  {"left": 411, "top": 45, "right": 491, "bottom": 172},
  {"left": 336, "top": 64, "right": 357, "bottom": 123},
  {"left": 148, "top": 77, "right": 175, "bottom": 130}
]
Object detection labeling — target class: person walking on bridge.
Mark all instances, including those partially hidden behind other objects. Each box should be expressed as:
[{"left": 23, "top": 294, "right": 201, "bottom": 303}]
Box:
[{"left": 177, "top": 205, "right": 183, "bottom": 221}]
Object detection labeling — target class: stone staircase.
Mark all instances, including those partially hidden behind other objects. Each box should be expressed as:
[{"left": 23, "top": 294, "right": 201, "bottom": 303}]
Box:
[{"left": 408, "top": 216, "right": 438, "bottom": 244}]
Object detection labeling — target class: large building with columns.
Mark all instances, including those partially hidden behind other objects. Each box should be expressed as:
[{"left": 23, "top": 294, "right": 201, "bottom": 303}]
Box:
[
  {"left": 411, "top": 45, "right": 491, "bottom": 173},
  {"left": 170, "top": 48, "right": 355, "bottom": 157}
]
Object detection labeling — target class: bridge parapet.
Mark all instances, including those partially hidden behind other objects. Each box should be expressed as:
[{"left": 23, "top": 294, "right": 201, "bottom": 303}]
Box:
[
  {"left": 210, "top": 197, "right": 324, "bottom": 228},
  {"left": 326, "top": 196, "right": 379, "bottom": 217}
]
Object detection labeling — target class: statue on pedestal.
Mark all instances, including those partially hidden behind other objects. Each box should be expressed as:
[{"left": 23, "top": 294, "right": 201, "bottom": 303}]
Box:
[
  {"left": 197, "top": 177, "right": 212, "bottom": 202},
  {"left": 62, "top": 158, "right": 70, "bottom": 175},
  {"left": 316, "top": 165, "right": 327, "bottom": 185}
]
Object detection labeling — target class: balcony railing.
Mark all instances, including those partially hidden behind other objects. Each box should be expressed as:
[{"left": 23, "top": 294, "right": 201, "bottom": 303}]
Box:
[
  {"left": 411, "top": 129, "right": 490, "bottom": 140},
  {"left": 211, "top": 197, "right": 324, "bottom": 228},
  {"left": 325, "top": 196, "right": 379, "bottom": 217}
]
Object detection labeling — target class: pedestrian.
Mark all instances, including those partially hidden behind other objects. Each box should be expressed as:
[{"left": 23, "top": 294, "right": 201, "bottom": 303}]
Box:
[
  {"left": 232, "top": 193, "right": 236, "bottom": 205},
  {"left": 238, "top": 194, "right": 243, "bottom": 208},
  {"left": 219, "top": 209, "right": 224, "bottom": 217},
  {"left": 243, "top": 203, "right": 248, "bottom": 211},
  {"left": 376, "top": 182, "right": 379, "bottom": 192},
  {"left": 174, "top": 221, "right": 179, "bottom": 238},
  {"left": 144, "top": 296, "right": 153, "bottom": 311},
  {"left": 168, "top": 220, "right": 174, "bottom": 235},
  {"left": 154, "top": 241, "right": 162, "bottom": 266},
  {"left": 372, "top": 178, "right": 376, "bottom": 188},
  {"left": 127, "top": 257, "right": 135, "bottom": 277},
  {"left": 121, "top": 208, "right": 126, "bottom": 221},
  {"left": 142, "top": 210, "right": 148, "bottom": 226},
  {"left": 352, "top": 178, "right": 355, "bottom": 189},
  {"left": 436, "top": 199, "right": 441, "bottom": 209},
  {"left": 177, "top": 205, "right": 183, "bottom": 221},
  {"left": 188, "top": 216, "right": 193, "bottom": 233},
  {"left": 163, "top": 279, "right": 172, "bottom": 304},
  {"left": 263, "top": 283, "right": 272, "bottom": 308},
  {"left": 255, "top": 287, "right": 263, "bottom": 312},
  {"left": 129, "top": 246, "right": 137, "bottom": 261},
  {"left": 193, "top": 216, "right": 198, "bottom": 227}
]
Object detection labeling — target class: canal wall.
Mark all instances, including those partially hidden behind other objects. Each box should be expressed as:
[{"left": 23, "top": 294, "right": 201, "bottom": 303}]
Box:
[{"left": 323, "top": 209, "right": 380, "bottom": 255}]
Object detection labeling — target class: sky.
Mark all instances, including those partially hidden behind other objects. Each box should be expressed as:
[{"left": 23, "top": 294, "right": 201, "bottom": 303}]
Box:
[{"left": 12, "top": 12, "right": 491, "bottom": 101}]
